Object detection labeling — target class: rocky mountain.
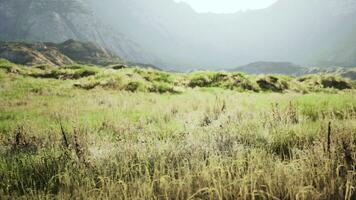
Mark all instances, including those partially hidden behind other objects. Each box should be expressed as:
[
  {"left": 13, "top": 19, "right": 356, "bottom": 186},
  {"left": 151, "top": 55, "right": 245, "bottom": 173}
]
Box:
[
  {"left": 0, "top": 40, "right": 123, "bottom": 66},
  {"left": 0, "top": 0, "right": 160, "bottom": 66},
  {"left": 1, "top": 0, "right": 356, "bottom": 70},
  {"left": 89, "top": 0, "right": 356, "bottom": 70}
]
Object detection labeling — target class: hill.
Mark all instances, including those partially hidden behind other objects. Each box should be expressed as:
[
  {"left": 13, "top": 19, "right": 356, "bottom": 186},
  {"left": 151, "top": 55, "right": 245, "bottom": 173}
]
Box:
[
  {"left": 227, "top": 62, "right": 304, "bottom": 75},
  {"left": 0, "top": 40, "right": 123, "bottom": 66},
  {"left": 227, "top": 61, "right": 356, "bottom": 80},
  {"left": 0, "top": 59, "right": 354, "bottom": 93}
]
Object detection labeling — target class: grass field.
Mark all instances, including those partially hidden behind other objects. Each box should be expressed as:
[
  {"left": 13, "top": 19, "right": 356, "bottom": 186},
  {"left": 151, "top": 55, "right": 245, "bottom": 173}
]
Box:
[{"left": 0, "top": 60, "right": 355, "bottom": 199}]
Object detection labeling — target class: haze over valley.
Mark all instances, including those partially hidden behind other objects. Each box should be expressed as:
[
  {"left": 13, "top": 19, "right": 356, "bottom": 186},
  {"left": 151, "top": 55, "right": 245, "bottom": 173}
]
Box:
[{"left": 1, "top": 0, "right": 356, "bottom": 71}]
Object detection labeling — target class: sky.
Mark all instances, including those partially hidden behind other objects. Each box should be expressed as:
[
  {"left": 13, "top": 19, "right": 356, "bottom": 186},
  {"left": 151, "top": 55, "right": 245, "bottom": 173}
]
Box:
[{"left": 174, "top": 0, "right": 279, "bottom": 13}]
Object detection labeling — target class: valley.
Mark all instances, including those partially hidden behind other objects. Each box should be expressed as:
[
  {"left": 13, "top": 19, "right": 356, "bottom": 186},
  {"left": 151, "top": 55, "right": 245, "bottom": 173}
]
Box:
[{"left": 1, "top": 0, "right": 356, "bottom": 199}]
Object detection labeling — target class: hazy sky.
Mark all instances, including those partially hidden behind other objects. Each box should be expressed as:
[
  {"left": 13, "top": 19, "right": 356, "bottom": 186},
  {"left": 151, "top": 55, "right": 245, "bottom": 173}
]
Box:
[{"left": 174, "top": 0, "right": 278, "bottom": 13}]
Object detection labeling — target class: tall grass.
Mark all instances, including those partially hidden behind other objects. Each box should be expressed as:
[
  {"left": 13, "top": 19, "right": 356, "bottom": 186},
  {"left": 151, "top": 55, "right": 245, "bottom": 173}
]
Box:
[{"left": 0, "top": 62, "right": 355, "bottom": 199}]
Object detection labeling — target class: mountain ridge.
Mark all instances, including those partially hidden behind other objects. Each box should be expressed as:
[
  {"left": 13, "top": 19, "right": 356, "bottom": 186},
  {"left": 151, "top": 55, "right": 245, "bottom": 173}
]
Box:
[
  {"left": 89, "top": 0, "right": 356, "bottom": 69},
  {"left": 227, "top": 61, "right": 356, "bottom": 80},
  {"left": 1, "top": 0, "right": 356, "bottom": 70}
]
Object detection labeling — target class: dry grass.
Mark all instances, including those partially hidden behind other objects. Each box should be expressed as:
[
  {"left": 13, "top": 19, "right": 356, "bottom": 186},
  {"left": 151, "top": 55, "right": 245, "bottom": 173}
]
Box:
[{"left": 0, "top": 63, "right": 355, "bottom": 199}]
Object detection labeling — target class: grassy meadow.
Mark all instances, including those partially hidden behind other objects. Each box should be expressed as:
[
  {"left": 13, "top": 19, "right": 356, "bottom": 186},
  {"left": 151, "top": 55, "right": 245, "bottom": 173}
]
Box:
[{"left": 0, "top": 60, "right": 356, "bottom": 199}]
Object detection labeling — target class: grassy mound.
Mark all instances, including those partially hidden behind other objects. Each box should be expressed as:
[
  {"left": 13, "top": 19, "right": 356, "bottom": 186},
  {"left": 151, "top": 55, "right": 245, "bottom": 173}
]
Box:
[
  {"left": 298, "top": 75, "right": 352, "bottom": 91},
  {"left": 0, "top": 59, "right": 355, "bottom": 95}
]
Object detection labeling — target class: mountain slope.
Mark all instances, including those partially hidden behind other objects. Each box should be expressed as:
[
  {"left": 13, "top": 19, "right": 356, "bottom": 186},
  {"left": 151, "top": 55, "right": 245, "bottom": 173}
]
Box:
[
  {"left": 90, "top": 0, "right": 356, "bottom": 69},
  {"left": 0, "top": 40, "right": 123, "bottom": 66},
  {"left": 0, "top": 0, "right": 160, "bottom": 66},
  {"left": 1, "top": 0, "right": 356, "bottom": 70}
]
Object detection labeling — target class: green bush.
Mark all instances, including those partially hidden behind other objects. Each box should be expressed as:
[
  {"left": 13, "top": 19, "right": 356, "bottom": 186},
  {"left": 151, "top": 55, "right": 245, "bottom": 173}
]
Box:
[
  {"left": 29, "top": 67, "right": 98, "bottom": 80},
  {"left": 321, "top": 76, "right": 351, "bottom": 90},
  {"left": 73, "top": 68, "right": 98, "bottom": 79},
  {"left": 0, "top": 59, "right": 19, "bottom": 73},
  {"left": 125, "top": 81, "right": 145, "bottom": 92},
  {"left": 256, "top": 76, "right": 289, "bottom": 92},
  {"left": 188, "top": 73, "right": 214, "bottom": 87},
  {"left": 134, "top": 68, "right": 173, "bottom": 84},
  {"left": 229, "top": 73, "right": 259, "bottom": 91},
  {"left": 149, "top": 82, "right": 176, "bottom": 93}
]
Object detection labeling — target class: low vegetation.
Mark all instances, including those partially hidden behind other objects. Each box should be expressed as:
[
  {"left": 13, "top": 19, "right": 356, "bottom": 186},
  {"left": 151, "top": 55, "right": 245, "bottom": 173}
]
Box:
[
  {"left": 0, "top": 59, "right": 355, "bottom": 199},
  {"left": 0, "top": 59, "right": 354, "bottom": 94}
]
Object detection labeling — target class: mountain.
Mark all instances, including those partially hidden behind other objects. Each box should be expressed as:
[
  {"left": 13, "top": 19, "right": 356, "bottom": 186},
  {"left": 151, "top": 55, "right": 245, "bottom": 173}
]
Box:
[
  {"left": 0, "top": 40, "right": 124, "bottom": 66},
  {"left": 0, "top": 0, "right": 160, "bottom": 66},
  {"left": 302, "top": 67, "right": 356, "bottom": 80},
  {"left": 227, "top": 62, "right": 304, "bottom": 75},
  {"left": 227, "top": 61, "right": 356, "bottom": 80},
  {"left": 1, "top": 0, "right": 356, "bottom": 70},
  {"left": 89, "top": 0, "right": 356, "bottom": 70}
]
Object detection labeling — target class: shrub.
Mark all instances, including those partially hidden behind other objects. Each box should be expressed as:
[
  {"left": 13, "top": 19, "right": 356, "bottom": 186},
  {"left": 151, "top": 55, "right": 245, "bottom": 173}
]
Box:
[
  {"left": 0, "top": 59, "right": 19, "bottom": 73},
  {"left": 111, "top": 64, "right": 128, "bottom": 70},
  {"left": 34, "top": 65, "right": 54, "bottom": 70},
  {"left": 100, "top": 76, "right": 124, "bottom": 89},
  {"left": 72, "top": 68, "right": 98, "bottom": 79},
  {"left": 321, "top": 77, "right": 351, "bottom": 90},
  {"left": 125, "top": 81, "right": 145, "bottom": 92},
  {"left": 256, "top": 76, "right": 288, "bottom": 92},
  {"left": 212, "top": 73, "right": 229, "bottom": 82},
  {"left": 188, "top": 73, "right": 214, "bottom": 87},
  {"left": 29, "top": 67, "right": 98, "bottom": 80},
  {"left": 60, "top": 64, "right": 85, "bottom": 70},
  {"left": 148, "top": 82, "right": 182, "bottom": 94},
  {"left": 230, "top": 74, "right": 259, "bottom": 91},
  {"left": 73, "top": 81, "right": 100, "bottom": 90},
  {"left": 136, "top": 69, "right": 173, "bottom": 84}
]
